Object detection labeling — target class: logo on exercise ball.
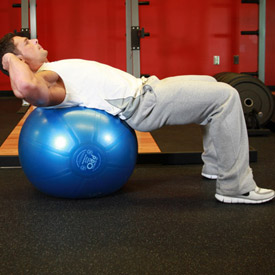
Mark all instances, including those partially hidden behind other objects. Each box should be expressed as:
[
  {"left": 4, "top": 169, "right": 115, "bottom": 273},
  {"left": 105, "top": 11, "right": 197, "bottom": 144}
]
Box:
[
  {"left": 78, "top": 149, "right": 99, "bottom": 171},
  {"left": 72, "top": 145, "right": 103, "bottom": 176}
]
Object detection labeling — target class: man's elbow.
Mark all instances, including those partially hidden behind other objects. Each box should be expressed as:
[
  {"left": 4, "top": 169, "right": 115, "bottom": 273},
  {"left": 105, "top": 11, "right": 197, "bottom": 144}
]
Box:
[
  {"left": 16, "top": 79, "right": 37, "bottom": 98},
  {"left": 14, "top": 79, "right": 49, "bottom": 107}
]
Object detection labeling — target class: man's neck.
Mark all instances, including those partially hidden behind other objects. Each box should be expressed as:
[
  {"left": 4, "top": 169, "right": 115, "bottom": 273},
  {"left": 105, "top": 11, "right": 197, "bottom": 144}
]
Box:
[{"left": 30, "top": 58, "right": 49, "bottom": 73}]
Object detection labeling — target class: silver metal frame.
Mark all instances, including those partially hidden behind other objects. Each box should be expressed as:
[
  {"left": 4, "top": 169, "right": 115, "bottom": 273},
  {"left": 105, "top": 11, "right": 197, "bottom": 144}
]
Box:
[
  {"left": 125, "top": 0, "right": 140, "bottom": 77},
  {"left": 21, "top": 0, "right": 29, "bottom": 31},
  {"left": 258, "top": 0, "right": 266, "bottom": 83},
  {"left": 30, "top": 0, "right": 37, "bottom": 39},
  {"left": 20, "top": 0, "right": 37, "bottom": 39}
]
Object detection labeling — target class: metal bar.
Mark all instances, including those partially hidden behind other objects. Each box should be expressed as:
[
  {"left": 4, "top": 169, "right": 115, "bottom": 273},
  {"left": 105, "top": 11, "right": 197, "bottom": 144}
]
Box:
[
  {"left": 12, "top": 4, "right": 22, "bottom": 8},
  {"left": 131, "top": 0, "right": 140, "bottom": 77},
  {"left": 125, "top": 0, "right": 141, "bottom": 77},
  {"left": 241, "top": 0, "right": 259, "bottom": 3},
  {"left": 126, "top": 0, "right": 132, "bottom": 75},
  {"left": 29, "top": 0, "right": 37, "bottom": 39},
  {"left": 258, "top": 0, "right": 266, "bottom": 83},
  {"left": 21, "top": 0, "right": 29, "bottom": 30},
  {"left": 241, "top": 30, "right": 259, "bottom": 35},
  {"left": 139, "top": 1, "right": 150, "bottom": 5}
]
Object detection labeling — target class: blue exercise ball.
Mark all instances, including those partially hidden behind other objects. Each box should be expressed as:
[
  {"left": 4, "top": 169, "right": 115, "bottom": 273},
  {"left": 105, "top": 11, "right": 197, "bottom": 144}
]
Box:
[{"left": 18, "top": 107, "right": 138, "bottom": 198}]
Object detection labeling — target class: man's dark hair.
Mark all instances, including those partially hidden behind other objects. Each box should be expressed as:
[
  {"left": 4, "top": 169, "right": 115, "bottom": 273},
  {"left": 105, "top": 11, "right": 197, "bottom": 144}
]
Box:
[
  {"left": 0, "top": 33, "right": 18, "bottom": 76},
  {"left": 0, "top": 31, "right": 27, "bottom": 76}
]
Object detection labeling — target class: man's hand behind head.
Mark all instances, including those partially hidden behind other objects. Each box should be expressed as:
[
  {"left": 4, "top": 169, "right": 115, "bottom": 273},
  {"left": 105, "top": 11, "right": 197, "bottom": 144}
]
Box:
[{"left": 2, "top": 53, "right": 16, "bottom": 74}]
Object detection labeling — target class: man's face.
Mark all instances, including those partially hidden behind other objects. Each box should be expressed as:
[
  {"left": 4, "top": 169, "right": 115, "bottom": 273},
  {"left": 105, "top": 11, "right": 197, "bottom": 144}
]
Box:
[{"left": 13, "top": 36, "right": 48, "bottom": 65}]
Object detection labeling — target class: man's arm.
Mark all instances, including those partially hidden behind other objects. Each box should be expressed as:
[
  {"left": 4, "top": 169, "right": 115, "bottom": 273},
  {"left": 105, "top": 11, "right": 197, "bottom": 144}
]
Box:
[{"left": 2, "top": 53, "right": 65, "bottom": 106}]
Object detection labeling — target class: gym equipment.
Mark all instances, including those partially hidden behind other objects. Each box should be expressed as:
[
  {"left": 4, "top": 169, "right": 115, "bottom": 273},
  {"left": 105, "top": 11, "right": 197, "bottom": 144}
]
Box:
[
  {"left": 241, "top": 0, "right": 266, "bottom": 82},
  {"left": 12, "top": 0, "right": 37, "bottom": 39},
  {"left": 126, "top": 0, "right": 150, "bottom": 77},
  {"left": 214, "top": 72, "right": 274, "bottom": 129},
  {"left": 18, "top": 107, "right": 138, "bottom": 198}
]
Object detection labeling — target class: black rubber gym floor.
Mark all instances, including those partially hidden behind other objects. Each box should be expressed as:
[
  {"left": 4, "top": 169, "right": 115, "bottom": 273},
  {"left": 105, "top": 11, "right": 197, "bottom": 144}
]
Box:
[{"left": 1, "top": 96, "right": 274, "bottom": 275}]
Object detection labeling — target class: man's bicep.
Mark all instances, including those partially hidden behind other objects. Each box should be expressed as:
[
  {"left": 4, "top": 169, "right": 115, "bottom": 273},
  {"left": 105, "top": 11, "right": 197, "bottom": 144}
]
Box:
[
  {"left": 36, "top": 70, "right": 66, "bottom": 106},
  {"left": 22, "top": 75, "right": 52, "bottom": 106}
]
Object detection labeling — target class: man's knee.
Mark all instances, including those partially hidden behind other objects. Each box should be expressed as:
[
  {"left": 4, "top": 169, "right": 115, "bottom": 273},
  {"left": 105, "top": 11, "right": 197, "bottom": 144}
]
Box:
[{"left": 219, "top": 84, "right": 240, "bottom": 104}]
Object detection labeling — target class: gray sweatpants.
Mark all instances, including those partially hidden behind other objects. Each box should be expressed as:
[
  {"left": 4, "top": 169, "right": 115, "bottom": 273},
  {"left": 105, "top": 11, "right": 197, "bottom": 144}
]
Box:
[{"left": 125, "top": 75, "right": 256, "bottom": 196}]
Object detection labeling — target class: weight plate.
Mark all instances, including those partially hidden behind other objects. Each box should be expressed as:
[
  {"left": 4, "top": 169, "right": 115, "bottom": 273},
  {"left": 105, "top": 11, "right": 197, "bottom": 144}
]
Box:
[
  {"left": 231, "top": 78, "right": 274, "bottom": 126},
  {"left": 213, "top": 72, "right": 230, "bottom": 82},
  {"left": 214, "top": 72, "right": 274, "bottom": 127}
]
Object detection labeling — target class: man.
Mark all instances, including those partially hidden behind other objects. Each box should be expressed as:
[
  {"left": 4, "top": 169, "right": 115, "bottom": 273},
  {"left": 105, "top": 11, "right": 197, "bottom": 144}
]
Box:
[{"left": 0, "top": 33, "right": 274, "bottom": 204}]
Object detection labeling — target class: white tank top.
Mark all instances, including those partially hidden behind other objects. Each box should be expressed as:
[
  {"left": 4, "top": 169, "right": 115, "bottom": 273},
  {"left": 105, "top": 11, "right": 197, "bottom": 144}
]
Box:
[{"left": 38, "top": 59, "right": 144, "bottom": 119}]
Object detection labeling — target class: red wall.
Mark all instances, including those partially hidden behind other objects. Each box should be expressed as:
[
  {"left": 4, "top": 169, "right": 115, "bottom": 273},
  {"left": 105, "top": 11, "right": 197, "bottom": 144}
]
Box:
[{"left": 0, "top": 0, "right": 274, "bottom": 91}]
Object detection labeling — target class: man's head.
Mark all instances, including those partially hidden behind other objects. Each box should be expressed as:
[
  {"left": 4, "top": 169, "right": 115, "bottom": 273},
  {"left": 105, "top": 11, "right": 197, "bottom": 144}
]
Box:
[
  {"left": 0, "top": 32, "right": 48, "bottom": 75},
  {"left": 0, "top": 33, "right": 19, "bottom": 75}
]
